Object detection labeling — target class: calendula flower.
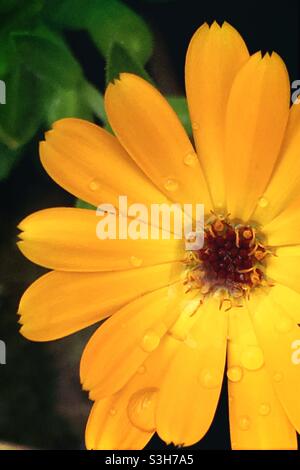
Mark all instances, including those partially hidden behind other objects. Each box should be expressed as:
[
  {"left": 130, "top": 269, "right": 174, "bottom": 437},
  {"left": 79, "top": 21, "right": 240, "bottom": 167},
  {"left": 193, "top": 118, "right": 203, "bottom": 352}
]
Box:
[{"left": 18, "top": 21, "right": 300, "bottom": 450}]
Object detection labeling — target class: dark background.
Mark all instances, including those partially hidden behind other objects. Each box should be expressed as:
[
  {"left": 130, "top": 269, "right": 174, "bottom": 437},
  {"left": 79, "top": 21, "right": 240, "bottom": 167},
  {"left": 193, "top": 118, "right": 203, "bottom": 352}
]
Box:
[{"left": 0, "top": 0, "right": 299, "bottom": 450}]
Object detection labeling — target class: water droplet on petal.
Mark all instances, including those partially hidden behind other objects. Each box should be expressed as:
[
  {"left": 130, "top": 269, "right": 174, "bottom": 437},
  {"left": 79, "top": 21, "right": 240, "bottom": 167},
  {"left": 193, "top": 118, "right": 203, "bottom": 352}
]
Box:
[
  {"left": 127, "top": 388, "right": 157, "bottom": 432},
  {"left": 89, "top": 179, "right": 100, "bottom": 191},
  {"left": 192, "top": 122, "right": 199, "bottom": 131},
  {"left": 141, "top": 330, "right": 160, "bottom": 352},
  {"left": 239, "top": 415, "right": 250, "bottom": 430},
  {"left": 273, "top": 371, "right": 283, "bottom": 383},
  {"left": 164, "top": 178, "right": 179, "bottom": 192},
  {"left": 241, "top": 346, "right": 264, "bottom": 371},
  {"left": 259, "top": 403, "right": 271, "bottom": 416},
  {"left": 109, "top": 407, "right": 117, "bottom": 416},
  {"left": 183, "top": 152, "right": 198, "bottom": 167},
  {"left": 275, "top": 316, "right": 293, "bottom": 333},
  {"left": 227, "top": 366, "right": 243, "bottom": 383},
  {"left": 199, "top": 368, "right": 222, "bottom": 389},
  {"left": 258, "top": 197, "right": 269, "bottom": 208},
  {"left": 130, "top": 256, "right": 143, "bottom": 267}
]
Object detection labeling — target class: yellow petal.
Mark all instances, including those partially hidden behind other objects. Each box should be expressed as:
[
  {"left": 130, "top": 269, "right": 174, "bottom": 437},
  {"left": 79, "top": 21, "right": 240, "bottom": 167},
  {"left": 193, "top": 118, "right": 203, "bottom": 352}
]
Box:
[
  {"left": 263, "top": 196, "right": 300, "bottom": 246},
  {"left": 267, "top": 246, "right": 300, "bottom": 294},
  {"left": 18, "top": 208, "right": 185, "bottom": 271},
  {"left": 227, "top": 304, "right": 297, "bottom": 450},
  {"left": 185, "top": 21, "right": 249, "bottom": 209},
  {"left": 105, "top": 73, "right": 212, "bottom": 210},
  {"left": 156, "top": 296, "right": 227, "bottom": 446},
  {"left": 80, "top": 284, "right": 200, "bottom": 398},
  {"left": 253, "top": 103, "right": 300, "bottom": 224},
  {"left": 86, "top": 397, "right": 152, "bottom": 450},
  {"left": 248, "top": 292, "right": 300, "bottom": 433},
  {"left": 18, "top": 262, "right": 183, "bottom": 341},
  {"left": 225, "top": 52, "right": 290, "bottom": 221},
  {"left": 41, "top": 118, "right": 168, "bottom": 209},
  {"left": 86, "top": 334, "right": 180, "bottom": 450},
  {"left": 267, "top": 283, "right": 300, "bottom": 324}
]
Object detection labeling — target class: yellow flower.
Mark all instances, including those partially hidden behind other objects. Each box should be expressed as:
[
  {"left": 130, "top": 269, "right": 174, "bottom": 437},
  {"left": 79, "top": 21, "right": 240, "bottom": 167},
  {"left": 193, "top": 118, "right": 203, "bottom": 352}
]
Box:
[{"left": 17, "top": 21, "right": 300, "bottom": 450}]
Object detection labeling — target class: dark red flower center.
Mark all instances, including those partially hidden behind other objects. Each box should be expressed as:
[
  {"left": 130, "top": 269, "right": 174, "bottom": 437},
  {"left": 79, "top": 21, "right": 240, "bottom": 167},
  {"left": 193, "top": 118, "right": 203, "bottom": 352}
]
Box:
[{"left": 185, "top": 216, "right": 271, "bottom": 308}]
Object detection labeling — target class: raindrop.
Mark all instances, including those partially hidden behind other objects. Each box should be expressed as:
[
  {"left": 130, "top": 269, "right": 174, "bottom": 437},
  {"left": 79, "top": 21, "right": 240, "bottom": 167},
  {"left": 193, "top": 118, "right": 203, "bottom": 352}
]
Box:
[
  {"left": 192, "top": 122, "right": 199, "bottom": 131},
  {"left": 259, "top": 403, "right": 271, "bottom": 416},
  {"left": 183, "top": 152, "right": 198, "bottom": 167},
  {"left": 273, "top": 372, "right": 283, "bottom": 383},
  {"left": 141, "top": 330, "right": 160, "bottom": 352},
  {"left": 227, "top": 366, "right": 243, "bottom": 383},
  {"left": 241, "top": 346, "right": 264, "bottom": 371},
  {"left": 199, "top": 368, "right": 222, "bottom": 389},
  {"left": 109, "top": 407, "right": 117, "bottom": 416},
  {"left": 127, "top": 388, "right": 157, "bottom": 432},
  {"left": 239, "top": 415, "right": 250, "bottom": 431},
  {"left": 164, "top": 178, "right": 179, "bottom": 192},
  {"left": 258, "top": 197, "right": 269, "bottom": 208},
  {"left": 89, "top": 179, "right": 100, "bottom": 191},
  {"left": 130, "top": 256, "right": 143, "bottom": 267}
]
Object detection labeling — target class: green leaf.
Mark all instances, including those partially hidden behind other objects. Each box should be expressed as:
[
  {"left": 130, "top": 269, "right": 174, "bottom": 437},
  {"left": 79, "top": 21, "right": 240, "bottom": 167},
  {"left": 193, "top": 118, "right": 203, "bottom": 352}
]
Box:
[
  {"left": 106, "top": 42, "right": 152, "bottom": 85},
  {"left": 82, "top": 82, "right": 107, "bottom": 122},
  {"left": 46, "top": 81, "right": 106, "bottom": 126},
  {"left": 0, "top": 0, "right": 44, "bottom": 75},
  {"left": 42, "top": 0, "right": 91, "bottom": 29},
  {"left": 167, "top": 96, "right": 192, "bottom": 136},
  {"left": 46, "top": 87, "right": 93, "bottom": 126},
  {"left": 0, "top": 65, "right": 49, "bottom": 149},
  {"left": 43, "top": 0, "right": 153, "bottom": 65},
  {"left": 0, "top": 143, "right": 22, "bottom": 180},
  {"left": 0, "top": 0, "right": 43, "bottom": 35},
  {"left": 75, "top": 199, "right": 96, "bottom": 210},
  {"left": 88, "top": 0, "right": 153, "bottom": 65},
  {"left": 12, "top": 29, "right": 82, "bottom": 89}
]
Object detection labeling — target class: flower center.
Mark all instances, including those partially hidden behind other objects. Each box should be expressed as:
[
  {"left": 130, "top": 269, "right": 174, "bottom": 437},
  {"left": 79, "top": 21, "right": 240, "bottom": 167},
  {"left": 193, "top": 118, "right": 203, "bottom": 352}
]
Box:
[{"left": 184, "top": 214, "right": 272, "bottom": 310}]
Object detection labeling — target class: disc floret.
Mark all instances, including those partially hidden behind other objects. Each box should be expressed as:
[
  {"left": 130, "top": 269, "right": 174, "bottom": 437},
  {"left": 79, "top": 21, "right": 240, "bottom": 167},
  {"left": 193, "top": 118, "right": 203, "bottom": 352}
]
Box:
[{"left": 184, "top": 214, "right": 272, "bottom": 310}]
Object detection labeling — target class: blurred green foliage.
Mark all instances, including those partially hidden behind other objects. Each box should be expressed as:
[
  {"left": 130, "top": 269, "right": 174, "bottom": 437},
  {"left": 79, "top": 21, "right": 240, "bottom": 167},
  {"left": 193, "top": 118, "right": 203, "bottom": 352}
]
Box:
[{"left": 0, "top": 0, "right": 190, "bottom": 182}]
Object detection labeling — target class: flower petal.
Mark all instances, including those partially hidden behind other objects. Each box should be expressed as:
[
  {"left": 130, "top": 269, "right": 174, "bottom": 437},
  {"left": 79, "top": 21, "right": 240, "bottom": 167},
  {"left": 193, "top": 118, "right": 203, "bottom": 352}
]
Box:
[
  {"left": 86, "top": 397, "right": 152, "bottom": 450},
  {"left": 105, "top": 73, "right": 212, "bottom": 210},
  {"left": 263, "top": 196, "right": 300, "bottom": 246},
  {"left": 18, "top": 262, "right": 183, "bottom": 341},
  {"left": 41, "top": 118, "right": 168, "bottom": 209},
  {"left": 185, "top": 21, "right": 249, "bottom": 209},
  {"left": 267, "top": 283, "right": 300, "bottom": 324},
  {"left": 156, "top": 297, "right": 227, "bottom": 446},
  {"left": 227, "top": 304, "right": 297, "bottom": 450},
  {"left": 86, "top": 334, "right": 179, "bottom": 450},
  {"left": 18, "top": 208, "right": 185, "bottom": 271},
  {"left": 225, "top": 52, "right": 290, "bottom": 221},
  {"left": 253, "top": 103, "right": 300, "bottom": 224},
  {"left": 80, "top": 285, "right": 200, "bottom": 399},
  {"left": 267, "top": 246, "right": 300, "bottom": 294},
  {"left": 248, "top": 292, "right": 300, "bottom": 433}
]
